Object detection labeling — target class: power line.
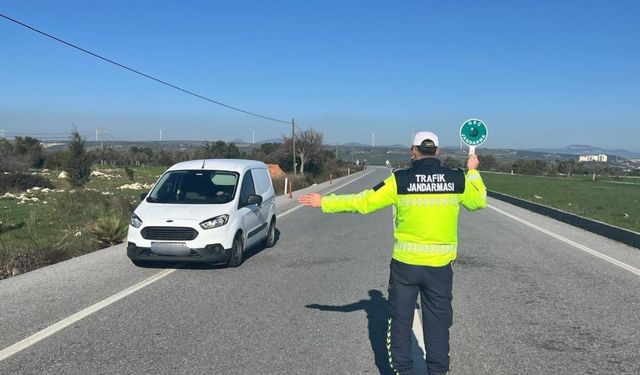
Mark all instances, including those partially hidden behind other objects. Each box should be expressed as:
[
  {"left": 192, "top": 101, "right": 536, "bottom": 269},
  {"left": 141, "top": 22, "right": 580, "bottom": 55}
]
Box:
[{"left": 0, "top": 12, "right": 291, "bottom": 125}]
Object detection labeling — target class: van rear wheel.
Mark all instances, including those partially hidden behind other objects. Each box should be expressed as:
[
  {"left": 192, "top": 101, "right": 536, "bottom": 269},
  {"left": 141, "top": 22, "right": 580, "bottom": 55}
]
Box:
[{"left": 227, "top": 233, "right": 244, "bottom": 267}]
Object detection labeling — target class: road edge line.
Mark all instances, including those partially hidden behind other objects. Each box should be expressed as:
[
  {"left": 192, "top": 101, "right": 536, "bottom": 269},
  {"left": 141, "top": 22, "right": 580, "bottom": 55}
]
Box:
[{"left": 488, "top": 204, "right": 640, "bottom": 277}]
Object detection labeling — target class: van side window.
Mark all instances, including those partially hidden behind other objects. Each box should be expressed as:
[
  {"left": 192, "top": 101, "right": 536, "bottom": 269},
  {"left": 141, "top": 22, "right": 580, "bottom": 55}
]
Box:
[
  {"left": 239, "top": 171, "right": 256, "bottom": 205},
  {"left": 251, "top": 168, "right": 272, "bottom": 196}
]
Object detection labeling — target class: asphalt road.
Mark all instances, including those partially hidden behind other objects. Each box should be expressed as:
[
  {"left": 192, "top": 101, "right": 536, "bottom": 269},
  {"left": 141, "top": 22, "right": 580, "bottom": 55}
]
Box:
[{"left": 1, "top": 167, "right": 639, "bottom": 374}]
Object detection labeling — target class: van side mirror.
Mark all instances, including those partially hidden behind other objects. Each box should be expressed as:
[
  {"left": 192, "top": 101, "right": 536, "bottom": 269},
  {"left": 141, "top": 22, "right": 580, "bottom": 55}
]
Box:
[
  {"left": 140, "top": 192, "right": 148, "bottom": 201},
  {"left": 246, "top": 194, "right": 263, "bottom": 206}
]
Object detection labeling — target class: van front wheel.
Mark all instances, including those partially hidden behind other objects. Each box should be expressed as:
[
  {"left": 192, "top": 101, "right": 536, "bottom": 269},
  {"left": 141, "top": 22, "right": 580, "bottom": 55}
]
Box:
[
  {"left": 264, "top": 219, "right": 276, "bottom": 248},
  {"left": 227, "top": 233, "right": 244, "bottom": 267}
]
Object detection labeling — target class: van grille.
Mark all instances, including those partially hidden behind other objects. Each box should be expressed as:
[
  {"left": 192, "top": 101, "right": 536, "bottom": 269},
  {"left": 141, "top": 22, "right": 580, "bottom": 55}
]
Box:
[{"left": 141, "top": 226, "right": 199, "bottom": 241}]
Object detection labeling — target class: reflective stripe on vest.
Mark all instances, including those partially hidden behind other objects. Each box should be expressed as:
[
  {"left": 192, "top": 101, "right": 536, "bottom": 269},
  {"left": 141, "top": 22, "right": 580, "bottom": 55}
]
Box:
[
  {"left": 397, "top": 196, "right": 460, "bottom": 207},
  {"left": 393, "top": 240, "right": 457, "bottom": 255}
]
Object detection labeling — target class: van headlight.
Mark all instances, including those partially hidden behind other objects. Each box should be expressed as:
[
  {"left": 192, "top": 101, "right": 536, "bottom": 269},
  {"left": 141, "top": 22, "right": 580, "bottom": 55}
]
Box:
[
  {"left": 130, "top": 213, "right": 143, "bottom": 228},
  {"left": 199, "top": 214, "right": 229, "bottom": 230}
]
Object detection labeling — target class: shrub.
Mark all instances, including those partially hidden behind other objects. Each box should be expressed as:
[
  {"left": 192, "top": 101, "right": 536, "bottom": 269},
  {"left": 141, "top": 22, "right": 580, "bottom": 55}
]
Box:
[
  {"left": 43, "top": 151, "right": 67, "bottom": 170},
  {"left": 0, "top": 248, "right": 43, "bottom": 279},
  {"left": 512, "top": 159, "right": 548, "bottom": 175},
  {"left": 0, "top": 245, "right": 74, "bottom": 279},
  {"left": 0, "top": 221, "right": 25, "bottom": 235},
  {"left": 124, "top": 166, "right": 135, "bottom": 181},
  {"left": 54, "top": 190, "right": 135, "bottom": 221},
  {"left": 0, "top": 173, "right": 54, "bottom": 193},
  {"left": 64, "top": 129, "right": 92, "bottom": 187},
  {"left": 87, "top": 214, "right": 128, "bottom": 246},
  {"left": 443, "top": 157, "right": 463, "bottom": 169}
]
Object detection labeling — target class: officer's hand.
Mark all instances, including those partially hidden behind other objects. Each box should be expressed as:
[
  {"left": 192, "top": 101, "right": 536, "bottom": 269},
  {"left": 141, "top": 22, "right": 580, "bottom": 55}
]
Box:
[
  {"left": 467, "top": 153, "right": 480, "bottom": 171},
  {"left": 299, "top": 192, "right": 322, "bottom": 208}
]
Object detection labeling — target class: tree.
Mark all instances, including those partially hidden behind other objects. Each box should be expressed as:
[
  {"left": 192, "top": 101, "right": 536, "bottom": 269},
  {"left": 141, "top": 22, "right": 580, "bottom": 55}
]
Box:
[
  {"left": 199, "top": 140, "right": 244, "bottom": 159},
  {"left": 511, "top": 159, "right": 547, "bottom": 175},
  {"left": 477, "top": 154, "right": 497, "bottom": 170},
  {"left": 64, "top": 129, "right": 92, "bottom": 187},
  {"left": 294, "top": 128, "right": 324, "bottom": 174},
  {"left": 557, "top": 159, "right": 576, "bottom": 177},
  {"left": 0, "top": 139, "right": 28, "bottom": 172},
  {"left": 156, "top": 150, "right": 176, "bottom": 166},
  {"left": 13, "top": 137, "right": 45, "bottom": 168},
  {"left": 43, "top": 150, "right": 67, "bottom": 170},
  {"left": 442, "top": 156, "right": 463, "bottom": 169},
  {"left": 124, "top": 165, "right": 135, "bottom": 181}
]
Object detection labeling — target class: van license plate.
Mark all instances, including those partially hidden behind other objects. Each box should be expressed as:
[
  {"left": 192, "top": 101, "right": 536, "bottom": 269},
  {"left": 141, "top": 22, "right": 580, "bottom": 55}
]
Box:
[{"left": 150, "top": 242, "right": 190, "bottom": 256}]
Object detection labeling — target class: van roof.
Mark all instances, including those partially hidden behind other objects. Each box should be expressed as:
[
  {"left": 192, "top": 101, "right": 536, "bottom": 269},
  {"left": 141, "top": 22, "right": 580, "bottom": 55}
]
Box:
[{"left": 166, "top": 159, "right": 267, "bottom": 173}]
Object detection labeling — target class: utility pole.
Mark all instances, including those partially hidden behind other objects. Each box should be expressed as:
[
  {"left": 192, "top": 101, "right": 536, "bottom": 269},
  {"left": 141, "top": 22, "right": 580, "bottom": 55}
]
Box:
[
  {"left": 252, "top": 131, "right": 255, "bottom": 144},
  {"left": 160, "top": 129, "right": 163, "bottom": 142},
  {"left": 292, "top": 118, "right": 296, "bottom": 175},
  {"left": 96, "top": 127, "right": 106, "bottom": 150},
  {"left": 372, "top": 133, "right": 375, "bottom": 148}
]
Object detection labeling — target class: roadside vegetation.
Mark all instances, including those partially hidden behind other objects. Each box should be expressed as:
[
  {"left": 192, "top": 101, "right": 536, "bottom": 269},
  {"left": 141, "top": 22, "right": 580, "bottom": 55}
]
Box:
[
  {"left": 0, "top": 128, "right": 360, "bottom": 279},
  {"left": 482, "top": 172, "right": 640, "bottom": 232}
]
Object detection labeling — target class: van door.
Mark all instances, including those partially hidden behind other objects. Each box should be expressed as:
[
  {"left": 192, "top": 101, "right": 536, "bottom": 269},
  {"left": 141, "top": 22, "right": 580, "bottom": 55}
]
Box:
[
  {"left": 238, "top": 170, "right": 261, "bottom": 247},
  {"left": 251, "top": 168, "right": 273, "bottom": 238}
]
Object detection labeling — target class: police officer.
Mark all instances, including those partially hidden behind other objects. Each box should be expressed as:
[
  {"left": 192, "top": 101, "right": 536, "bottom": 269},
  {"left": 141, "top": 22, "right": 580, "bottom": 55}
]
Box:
[{"left": 299, "top": 131, "right": 487, "bottom": 375}]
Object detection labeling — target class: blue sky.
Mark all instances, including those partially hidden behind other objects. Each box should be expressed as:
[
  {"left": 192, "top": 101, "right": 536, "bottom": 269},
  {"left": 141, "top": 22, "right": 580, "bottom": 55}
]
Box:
[{"left": 1, "top": 0, "right": 639, "bottom": 150}]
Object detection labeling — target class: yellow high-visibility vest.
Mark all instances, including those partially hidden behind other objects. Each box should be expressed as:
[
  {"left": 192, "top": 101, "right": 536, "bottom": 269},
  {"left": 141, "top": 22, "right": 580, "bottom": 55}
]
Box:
[{"left": 321, "top": 158, "right": 487, "bottom": 267}]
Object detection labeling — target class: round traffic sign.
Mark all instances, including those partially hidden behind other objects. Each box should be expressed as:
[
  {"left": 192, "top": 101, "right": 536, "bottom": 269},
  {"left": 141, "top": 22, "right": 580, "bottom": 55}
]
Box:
[{"left": 460, "top": 119, "right": 488, "bottom": 147}]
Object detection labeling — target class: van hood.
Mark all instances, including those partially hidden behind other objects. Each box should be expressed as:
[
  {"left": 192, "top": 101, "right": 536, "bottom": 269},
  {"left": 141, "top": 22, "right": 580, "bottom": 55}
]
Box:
[{"left": 135, "top": 202, "right": 234, "bottom": 222}]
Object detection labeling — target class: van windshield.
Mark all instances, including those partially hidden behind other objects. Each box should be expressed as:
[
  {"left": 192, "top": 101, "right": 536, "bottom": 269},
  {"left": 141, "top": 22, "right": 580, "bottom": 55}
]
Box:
[{"left": 146, "top": 170, "right": 239, "bottom": 204}]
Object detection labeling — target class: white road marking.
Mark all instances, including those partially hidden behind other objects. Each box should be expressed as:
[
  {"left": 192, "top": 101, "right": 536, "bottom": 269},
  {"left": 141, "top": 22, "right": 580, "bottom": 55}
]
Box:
[
  {"left": 0, "top": 268, "right": 177, "bottom": 362},
  {"left": 412, "top": 306, "right": 426, "bottom": 354},
  {"left": 488, "top": 204, "right": 640, "bottom": 277},
  {"left": 278, "top": 169, "right": 377, "bottom": 218}
]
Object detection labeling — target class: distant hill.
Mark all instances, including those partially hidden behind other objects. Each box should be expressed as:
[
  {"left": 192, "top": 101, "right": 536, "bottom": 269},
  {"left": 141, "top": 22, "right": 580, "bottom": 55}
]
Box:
[
  {"left": 527, "top": 145, "right": 640, "bottom": 159},
  {"left": 342, "top": 142, "right": 371, "bottom": 147},
  {"left": 259, "top": 138, "right": 284, "bottom": 144}
]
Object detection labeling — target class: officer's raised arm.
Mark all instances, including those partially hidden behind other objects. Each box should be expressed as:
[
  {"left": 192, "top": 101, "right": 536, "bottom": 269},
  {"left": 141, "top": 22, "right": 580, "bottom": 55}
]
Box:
[
  {"left": 298, "top": 192, "right": 322, "bottom": 208},
  {"left": 299, "top": 174, "right": 397, "bottom": 215},
  {"left": 460, "top": 153, "right": 487, "bottom": 211}
]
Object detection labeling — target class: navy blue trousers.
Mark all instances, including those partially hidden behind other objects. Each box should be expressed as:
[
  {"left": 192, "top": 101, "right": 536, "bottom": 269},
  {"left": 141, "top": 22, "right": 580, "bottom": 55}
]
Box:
[{"left": 387, "top": 259, "right": 453, "bottom": 375}]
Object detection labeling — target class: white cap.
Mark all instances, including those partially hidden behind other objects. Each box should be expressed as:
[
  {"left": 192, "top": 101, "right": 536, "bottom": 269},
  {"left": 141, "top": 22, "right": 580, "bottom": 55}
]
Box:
[{"left": 412, "top": 131, "right": 439, "bottom": 147}]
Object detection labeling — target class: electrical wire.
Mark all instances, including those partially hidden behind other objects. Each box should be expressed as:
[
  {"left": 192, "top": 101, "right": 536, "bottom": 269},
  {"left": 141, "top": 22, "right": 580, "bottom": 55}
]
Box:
[{"left": 0, "top": 12, "right": 292, "bottom": 125}]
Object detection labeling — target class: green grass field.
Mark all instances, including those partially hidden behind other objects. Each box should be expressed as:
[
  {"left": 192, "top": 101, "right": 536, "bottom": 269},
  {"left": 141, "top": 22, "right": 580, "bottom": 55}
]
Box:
[
  {"left": 481, "top": 172, "right": 640, "bottom": 233},
  {"left": 0, "top": 166, "right": 166, "bottom": 278}
]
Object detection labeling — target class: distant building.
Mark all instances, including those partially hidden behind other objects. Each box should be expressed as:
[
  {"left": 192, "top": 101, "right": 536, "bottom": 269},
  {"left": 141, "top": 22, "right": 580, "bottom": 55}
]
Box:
[{"left": 579, "top": 154, "right": 608, "bottom": 162}]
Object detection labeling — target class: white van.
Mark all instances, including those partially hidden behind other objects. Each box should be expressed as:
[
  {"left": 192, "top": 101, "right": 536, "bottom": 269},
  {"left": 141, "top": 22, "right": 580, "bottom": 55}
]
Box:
[{"left": 127, "top": 159, "right": 277, "bottom": 267}]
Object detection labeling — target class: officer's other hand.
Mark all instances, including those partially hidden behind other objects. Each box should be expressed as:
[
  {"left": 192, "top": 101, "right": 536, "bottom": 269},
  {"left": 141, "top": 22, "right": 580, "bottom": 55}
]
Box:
[
  {"left": 467, "top": 153, "right": 480, "bottom": 171},
  {"left": 299, "top": 192, "right": 322, "bottom": 208}
]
